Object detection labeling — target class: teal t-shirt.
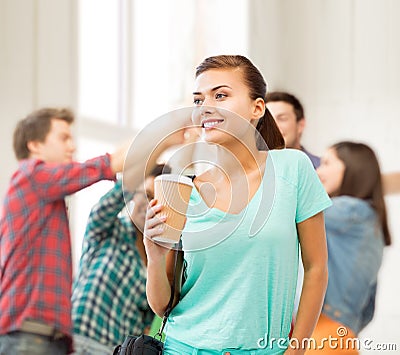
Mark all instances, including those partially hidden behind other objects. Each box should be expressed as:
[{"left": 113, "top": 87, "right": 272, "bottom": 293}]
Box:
[{"left": 166, "top": 149, "right": 332, "bottom": 352}]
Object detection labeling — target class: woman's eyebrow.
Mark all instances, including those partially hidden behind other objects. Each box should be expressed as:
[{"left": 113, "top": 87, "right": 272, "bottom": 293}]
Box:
[{"left": 193, "top": 85, "right": 232, "bottom": 95}]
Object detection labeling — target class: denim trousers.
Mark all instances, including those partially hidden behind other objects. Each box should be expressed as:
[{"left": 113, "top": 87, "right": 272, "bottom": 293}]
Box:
[
  {"left": 0, "top": 331, "right": 68, "bottom": 355},
  {"left": 71, "top": 334, "right": 114, "bottom": 355}
]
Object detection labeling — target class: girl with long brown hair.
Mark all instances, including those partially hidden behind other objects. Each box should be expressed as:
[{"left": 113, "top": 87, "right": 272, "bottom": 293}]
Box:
[{"left": 309, "top": 141, "right": 391, "bottom": 354}]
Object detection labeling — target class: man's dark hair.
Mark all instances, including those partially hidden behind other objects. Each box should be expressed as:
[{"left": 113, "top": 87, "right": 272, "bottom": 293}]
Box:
[
  {"left": 13, "top": 108, "right": 74, "bottom": 160},
  {"left": 265, "top": 91, "right": 304, "bottom": 122}
]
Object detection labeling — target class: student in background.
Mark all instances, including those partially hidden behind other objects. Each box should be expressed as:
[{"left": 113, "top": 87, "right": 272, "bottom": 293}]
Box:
[
  {"left": 307, "top": 141, "right": 391, "bottom": 354},
  {"left": 267, "top": 92, "right": 397, "bottom": 327},
  {"left": 0, "top": 107, "right": 189, "bottom": 355},
  {"left": 71, "top": 164, "right": 171, "bottom": 355},
  {"left": 266, "top": 91, "right": 320, "bottom": 168},
  {"left": 0, "top": 108, "right": 126, "bottom": 354}
]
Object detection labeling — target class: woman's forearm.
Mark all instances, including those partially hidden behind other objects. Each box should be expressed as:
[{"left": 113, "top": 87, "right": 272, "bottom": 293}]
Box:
[
  {"left": 146, "top": 257, "right": 172, "bottom": 317},
  {"left": 289, "top": 264, "right": 328, "bottom": 354}
]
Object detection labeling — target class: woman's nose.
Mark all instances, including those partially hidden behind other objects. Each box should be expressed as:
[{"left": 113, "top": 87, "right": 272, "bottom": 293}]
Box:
[
  {"left": 192, "top": 105, "right": 215, "bottom": 125},
  {"left": 199, "top": 102, "right": 216, "bottom": 116}
]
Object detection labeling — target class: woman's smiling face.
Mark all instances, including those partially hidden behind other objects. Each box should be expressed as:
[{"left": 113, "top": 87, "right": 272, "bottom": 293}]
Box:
[{"left": 191, "top": 68, "right": 264, "bottom": 146}]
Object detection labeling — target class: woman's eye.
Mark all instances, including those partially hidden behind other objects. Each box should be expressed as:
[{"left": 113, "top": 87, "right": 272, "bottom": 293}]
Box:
[
  {"left": 193, "top": 98, "right": 203, "bottom": 105},
  {"left": 215, "top": 93, "right": 227, "bottom": 100}
]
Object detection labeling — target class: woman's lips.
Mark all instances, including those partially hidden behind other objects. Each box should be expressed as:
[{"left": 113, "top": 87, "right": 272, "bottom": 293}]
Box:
[{"left": 201, "top": 119, "right": 224, "bottom": 129}]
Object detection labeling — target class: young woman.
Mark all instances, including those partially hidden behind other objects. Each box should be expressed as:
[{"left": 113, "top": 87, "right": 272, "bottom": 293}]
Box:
[
  {"left": 308, "top": 142, "right": 391, "bottom": 354},
  {"left": 144, "top": 55, "right": 332, "bottom": 354}
]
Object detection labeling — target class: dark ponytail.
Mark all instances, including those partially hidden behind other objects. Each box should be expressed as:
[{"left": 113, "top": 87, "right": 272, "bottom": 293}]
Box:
[
  {"left": 256, "top": 107, "right": 285, "bottom": 150},
  {"left": 195, "top": 55, "right": 285, "bottom": 150}
]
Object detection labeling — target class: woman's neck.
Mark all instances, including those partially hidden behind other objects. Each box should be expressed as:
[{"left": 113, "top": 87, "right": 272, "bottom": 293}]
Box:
[{"left": 215, "top": 139, "right": 265, "bottom": 176}]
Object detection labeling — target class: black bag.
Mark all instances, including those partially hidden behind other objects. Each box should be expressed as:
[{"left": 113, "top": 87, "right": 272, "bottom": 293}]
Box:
[{"left": 112, "top": 334, "right": 163, "bottom": 355}]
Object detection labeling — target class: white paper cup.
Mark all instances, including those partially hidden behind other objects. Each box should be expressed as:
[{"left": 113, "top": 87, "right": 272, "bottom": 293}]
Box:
[{"left": 153, "top": 174, "right": 193, "bottom": 244}]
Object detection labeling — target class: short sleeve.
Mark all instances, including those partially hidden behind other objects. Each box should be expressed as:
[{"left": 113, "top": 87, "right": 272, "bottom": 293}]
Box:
[{"left": 295, "top": 152, "right": 332, "bottom": 223}]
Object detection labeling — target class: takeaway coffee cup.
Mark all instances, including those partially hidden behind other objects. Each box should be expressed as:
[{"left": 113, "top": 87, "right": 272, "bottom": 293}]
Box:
[{"left": 152, "top": 174, "right": 194, "bottom": 244}]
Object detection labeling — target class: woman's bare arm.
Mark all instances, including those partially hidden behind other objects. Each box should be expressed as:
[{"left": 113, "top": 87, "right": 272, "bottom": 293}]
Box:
[{"left": 285, "top": 212, "right": 328, "bottom": 355}]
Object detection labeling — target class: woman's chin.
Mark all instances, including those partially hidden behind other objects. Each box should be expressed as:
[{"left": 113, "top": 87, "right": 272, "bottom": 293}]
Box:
[{"left": 202, "top": 129, "right": 231, "bottom": 145}]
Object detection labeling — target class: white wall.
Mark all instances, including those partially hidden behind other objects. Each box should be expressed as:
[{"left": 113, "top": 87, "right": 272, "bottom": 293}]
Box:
[
  {"left": 249, "top": 0, "right": 400, "bottom": 352},
  {"left": 0, "top": 0, "right": 77, "bottom": 198}
]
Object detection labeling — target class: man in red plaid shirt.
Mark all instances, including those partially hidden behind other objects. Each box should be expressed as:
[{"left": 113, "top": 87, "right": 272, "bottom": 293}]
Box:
[
  {"left": 0, "top": 106, "right": 191, "bottom": 354},
  {"left": 0, "top": 108, "right": 128, "bottom": 354}
]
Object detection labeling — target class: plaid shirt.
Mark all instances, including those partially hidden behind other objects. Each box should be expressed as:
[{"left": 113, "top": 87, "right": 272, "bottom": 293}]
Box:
[
  {"left": 0, "top": 155, "right": 115, "bottom": 351},
  {"left": 71, "top": 180, "right": 153, "bottom": 348}
]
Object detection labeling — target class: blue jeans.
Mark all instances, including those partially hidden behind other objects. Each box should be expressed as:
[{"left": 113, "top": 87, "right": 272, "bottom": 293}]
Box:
[
  {"left": 71, "top": 334, "right": 114, "bottom": 355},
  {"left": 163, "top": 336, "right": 283, "bottom": 355},
  {"left": 0, "top": 331, "right": 68, "bottom": 355}
]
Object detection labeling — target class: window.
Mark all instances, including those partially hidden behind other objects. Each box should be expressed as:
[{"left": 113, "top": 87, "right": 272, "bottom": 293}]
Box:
[
  {"left": 78, "top": 0, "right": 123, "bottom": 123},
  {"left": 78, "top": 0, "right": 249, "bottom": 129}
]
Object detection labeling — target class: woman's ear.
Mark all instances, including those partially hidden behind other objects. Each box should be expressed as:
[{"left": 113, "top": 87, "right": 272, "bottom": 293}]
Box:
[{"left": 251, "top": 98, "right": 266, "bottom": 123}]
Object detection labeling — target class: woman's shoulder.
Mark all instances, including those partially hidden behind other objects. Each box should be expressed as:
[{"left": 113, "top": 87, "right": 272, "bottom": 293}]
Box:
[
  {"left": 269, "top": 148, "right": 316, "bottom": 183},
  {"left": 269, "top": 148, "right": 313, "bottom": 166}
]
